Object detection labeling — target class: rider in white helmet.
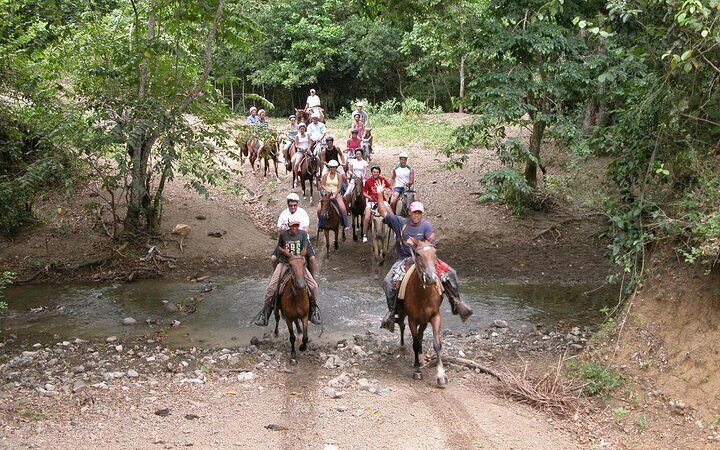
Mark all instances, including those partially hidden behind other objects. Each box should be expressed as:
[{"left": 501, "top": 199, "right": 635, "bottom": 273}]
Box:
[
  {"left": 389, "top": 151, "right": 415, "bottom": 212},
  {"left": 351, "top": 101, "right": 369, "bottom": 127}
]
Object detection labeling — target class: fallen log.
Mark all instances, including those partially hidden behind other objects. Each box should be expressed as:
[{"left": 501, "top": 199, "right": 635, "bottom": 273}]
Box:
[{"left": 422, "top": 356, "right": 502, "bottom": 381}]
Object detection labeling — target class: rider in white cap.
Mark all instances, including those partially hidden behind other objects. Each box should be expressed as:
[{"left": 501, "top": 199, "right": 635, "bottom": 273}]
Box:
[
  {"left": 351, "top": 101, "right": 369, "bottom": 127},
  {"left": 273, "top": 192, "right": 316, "bottom": 275},
  {"left": 390, "top": 152, "right": 415, "bottom": 212}
]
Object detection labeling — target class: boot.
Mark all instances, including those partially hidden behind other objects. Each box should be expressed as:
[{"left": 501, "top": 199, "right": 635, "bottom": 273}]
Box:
[
  {"left": 380, "top": 297, "right": 397, "bottom": 332},
  {"left": 253, "top": 303, "right": 273, "bottom": 327},
  {"left": 309, "top": 297, "right": 322, "bottom": 325},
  {"left": 448, "top": 295, "right": 473, "bottom": 322}
]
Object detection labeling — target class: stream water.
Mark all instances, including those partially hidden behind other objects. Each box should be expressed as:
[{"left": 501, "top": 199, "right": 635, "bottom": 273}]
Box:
[{"left": 0, "top": 274, "right": 617, "bottom": 348}]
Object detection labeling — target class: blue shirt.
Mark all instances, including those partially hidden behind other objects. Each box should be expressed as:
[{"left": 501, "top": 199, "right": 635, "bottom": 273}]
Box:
[
  {"left": 383, "top": 213, "right": 434, "bottom": 260},
  {"left": 247, "top": 115, "right": 260, "bottom": 124}
]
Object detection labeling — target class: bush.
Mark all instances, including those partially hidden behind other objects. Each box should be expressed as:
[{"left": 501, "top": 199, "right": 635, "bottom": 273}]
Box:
[
  {"left": 0, "top": 271, "right": 14, "bottom": 311},
  {"left": 567, "top": 361, "right": 622, "bottom": 398}
]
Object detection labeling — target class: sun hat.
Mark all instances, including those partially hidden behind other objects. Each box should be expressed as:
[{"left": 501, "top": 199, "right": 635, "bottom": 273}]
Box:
[
  {"left": 288, "top": 219, "right": 301, "bottom": 226},
  {"left": 298, "top": 122, "right": 306, "bottom": 128},
  {"left": 356, "top": 101, "right": 364, "bottom": 107},
  {"left": 327, "top": 160, "right": 339, "bottom": 168},
  {"left": 399, "top": 151, "right": 409, "bottom": 158},
  {"left": 286, "top": 193, "right": 300, "bottom": 202},
  {"left": 325, "top": 135, "right": 334, "bottom": 141},
  {"left": 409, "top": 201, "right": 425, "bottom": 213},
  {"left": 351, "top": 128, "right": 359, "bottom": 133}
]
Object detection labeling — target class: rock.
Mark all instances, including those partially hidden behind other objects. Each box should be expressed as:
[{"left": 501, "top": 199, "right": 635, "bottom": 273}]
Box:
[
  {"left": 195, "top": 215, "right": 206, "bottom": 220},
  {"left": 351, "top": 346, "right": 367, "bottom": 357},
  {"left": 164, "top": 302, "right": 179, "bottom": 312},
  {"left": 323, "top": 355, "right": 345, "bottom": 369},
  {"left": 106, "top": 336, "right": 118, "bottom": 343},
  {"left": 323, "top": 387, "right": 344, "bottom": 399},
  {"left": 127, "top": 369, "right": 139, "bottom": 378},
  {"left": 237, "top": 372, "right": 255, "bottom": 382},
  {"left": 115, "top": 345, "right": 123, "bottom": 352},
  {"left": 491, "top": 319, "right": 508, "bottom": 328},
  {"left": 356, "top": 378, "right": 371, "bottom": 391},
  {"left": 21, "top": 351, "right": 37, "bottom": 358},
  {"left": 72, "top": 380, "right": 86, "bottom": 393},
  {"left": 328, "top": 372, "right": 352, "bottom": 388},
  {"left": 170, "top": 320, "right": 182, "bottom": 328},
  {"left": 374, "top": 386, "right": 390, "bottom": 396},
  {"left": 185, "top": 414, "right": 200, "bottom": 420},
  {"left": 71, "top": 365, "right": 85, "bottom": 374},
  {"left": 122, "top": 317, "right": 137, "bottom": 326},
  {"left": 265, "top": 424, "right": 287, "bottom": 432},
  {"left": 155, "top": 408, "right": 171, "bottom": 417},
  {"left": 336, "top": 406, "right": 349, "bottom": 413}
]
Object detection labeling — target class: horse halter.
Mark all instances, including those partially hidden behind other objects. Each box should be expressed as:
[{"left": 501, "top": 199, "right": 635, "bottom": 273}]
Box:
[{"left": 410, "top": 243, "right": 437, "bottom": 288}]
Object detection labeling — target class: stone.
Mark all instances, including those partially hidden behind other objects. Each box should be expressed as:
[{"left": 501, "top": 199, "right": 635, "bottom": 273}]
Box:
[
  {"left": 336, "top": 406, "right": 349, "bottom": 413},
  {"left": 328, "top": 373, "right": 352, "bottom": 388},
  {"left": 323, "top": 355, "right": 345, "bottom": 369},
  {"left": 106, "top": 336, "right": 118, "bottom": 343},
  {"left": 324, "top": 387, "right": 344, "bottom": 399},
  {"left": 351, "top": 346, "right": 367, "bottom": 357},
  {"left": 164, "top": 302, "right": 179, "bottom": 312},
  {"left": 237, "top": 372, "right": 255, "bottom": 382},
  {"left": 356, "top": 378, "right": 371, "bottom": 391},
  {"left": 122, "top": 317, "right": 137, "bottom": 326},
  {"left": 250, "top": 336, "right": 260, "bottom": 346},
  {"left": 127, "top": 369, "right": 139, "bottom": 378},
  {"left": 115, "top": 345, "right": 123, "bottom": 352},
  {"left": 72, "top": 380, "right": 86, "bottom": 393},
  {"left": 71, "top": 365, "right": 85, "bottom": 374},
  {"left": 491, "top": 319, "right": 508, "bottom": 328}
]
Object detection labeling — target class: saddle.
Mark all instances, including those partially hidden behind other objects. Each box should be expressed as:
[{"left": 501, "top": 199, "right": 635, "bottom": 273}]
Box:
[{"left": 397, "top": 263, "right": 443, "bottom": 300}]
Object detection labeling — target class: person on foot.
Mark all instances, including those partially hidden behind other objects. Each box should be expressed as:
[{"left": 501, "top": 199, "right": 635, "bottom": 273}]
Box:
[
  {"left": 374, "top": 182, "right": 473, "bottom": 331},
  {"left": 361, "top": 165, "right": 391, "bottom": 243},
  {"left": 255, "top": 219, "right": 321, "bottom": 326}
]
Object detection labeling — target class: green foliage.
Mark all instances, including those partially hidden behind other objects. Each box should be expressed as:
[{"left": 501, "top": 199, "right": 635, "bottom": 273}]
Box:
[
  {"left": 478, "top": 168, "right": 539, "bottom": 215},
  {"left": 0, "top": 271, "right": 14, "bottom": 311},
  {"left": 612, "top": 407, "right": 630, "bottom": 424},
  {"left": 567, "top": 361, "right": 623, "bottom": 398}
]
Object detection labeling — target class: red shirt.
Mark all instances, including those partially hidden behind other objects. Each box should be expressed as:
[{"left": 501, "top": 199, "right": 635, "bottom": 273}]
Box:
[
  {"left": 346, "top": 137, "right": 361, "bottom": 150},
  {"left": 362, "top": 175, "right": 391, "bottom": 203}
]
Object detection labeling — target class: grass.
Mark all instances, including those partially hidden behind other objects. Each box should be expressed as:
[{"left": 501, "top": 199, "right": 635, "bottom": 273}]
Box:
[
  {"left": 636, "top": 413, "right": 649, "bottom": 431},
  {"left": 268, "top": 113, "right": 460, "bottom": 150},
  {"left": 612, "top": 406, "right": 629, "bottom": 424},
  {"left": 566, "top": 361, "right": 623, "bottom": 399}
]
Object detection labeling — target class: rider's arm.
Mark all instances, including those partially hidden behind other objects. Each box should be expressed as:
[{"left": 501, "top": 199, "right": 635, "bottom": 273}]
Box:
[
  {"left": 390, "top": 168, "right": 396, "bottom": 185},
  {"left": 409, "top": 169, "right": 415, "bottom": 187},
  {"left": 320, "top": 173, "right": 328, "bottom": 191},
  {"left": 376, "top": 183, "right": 389, "bottom": 218}
]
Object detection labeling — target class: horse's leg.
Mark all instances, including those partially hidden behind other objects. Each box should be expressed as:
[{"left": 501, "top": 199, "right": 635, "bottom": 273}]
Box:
[
  {"left": 295, "top": 319, "right": 302, "bottom": 334},
  {"left": 324, "top": 229, "right": 330, "bottom": 259},
  {"left": 299, "top": 316, "right": 309, "bottom": 352},
  {"left": 398, "top": 314, "right": 406, "bottom": 347},
  {"left": 287, "top": 317, "right": 297, "bottom": 361},
  {"left": 408, "top": 320, "right": 422, "bottom": 379},
  {"left": 431, "top": 314, "right": 447, "bottom": 386},
  {"left": 334, "top": 228, "right": 339, "bottom": 250},
  {"left": 273, "top": 306, "right": 280, "bottom": 337}
]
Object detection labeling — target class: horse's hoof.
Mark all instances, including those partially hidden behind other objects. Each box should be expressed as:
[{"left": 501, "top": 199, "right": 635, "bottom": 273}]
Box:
[
  {"left": 413, "top": 371, "right": 423, "bottom": 380},
  {"left": 334, "top": 243, "right": 339, "bottom": 250},
  {"left": 290, "top": 358, "right": 298, "bottom": 365},
  {"left": 299, "top": 344, "right": 307, "bottom": 352},
  {"left": 437, "top": 376, "right": 448, "bottom": 387}
]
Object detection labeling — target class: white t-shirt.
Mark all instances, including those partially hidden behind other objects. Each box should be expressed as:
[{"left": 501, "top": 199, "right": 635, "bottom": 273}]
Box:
[
  {"left": 348, "top": 158, "right": 369, "bottom": 179},
  {"left": 307, "top": 122, "right": 326, "bottom": 141},
  {"left": 277, "top": 207, "right": 311, "bottom": 231},
  {"left": 394, "top": 165, "right": 412, "bottom": 188},
  {"left": 306, "top": 95, "right": 321, "bottom": 108}
]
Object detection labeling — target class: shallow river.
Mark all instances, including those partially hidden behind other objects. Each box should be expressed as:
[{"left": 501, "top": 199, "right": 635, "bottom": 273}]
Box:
[{"left": 1, "top": 274, "right": 616, "bottom": 348}]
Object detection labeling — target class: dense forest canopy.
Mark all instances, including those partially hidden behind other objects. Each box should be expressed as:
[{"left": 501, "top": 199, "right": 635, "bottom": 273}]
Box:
[{"left": 1, "top": 0, "right": 718, "bottom": 279}]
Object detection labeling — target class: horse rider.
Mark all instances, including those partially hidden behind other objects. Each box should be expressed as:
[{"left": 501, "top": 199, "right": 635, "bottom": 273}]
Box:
[
  {"left": 272, "top": 193, "right": 317, "bottom": 276},
  {"left": 292, "top": 122, "right": 310, "bottom": 173},
  {"left": 305, "top": 88, "right": 322, "bottom": 117},
  {"left": 345, "top": 148, "right": 369, "bottom": 197},
  {"left": 307, "top": 114, "right": 327, "bottom": 152},
  {"left": 288, "top": 116, "right": 298, "bottom": 135},
  {"left": 318, "top": 160, "right": 350, "bottom": 229},
  {"left": 361, "top": 165, "right": 392, "bottom": 243},
  {"left": 373, "top": 181, "right": 473, "bottom": 331},
  {"left": 254, "top": 218, "right": 321, "bottom": 326},
  {"left": 389, "top": 152, "right": 415, "bottom": 212},
  {"left": 346, "top": 128, "right": 362, "bottom": 155},
  {"left": 351, "top": 101, "right": 369, "bottom": 127},
  {"left": 257, "top": 109, "right": 269, "bottom": 127},
  {"left": 320, "top": 135, "right": 346, "bottom": 176},
  {"left": 351, "top": 112, "right": 366, "bottom": 139},
  {"left": 247, "top": 106, "right": 260, "bottom": 124}
]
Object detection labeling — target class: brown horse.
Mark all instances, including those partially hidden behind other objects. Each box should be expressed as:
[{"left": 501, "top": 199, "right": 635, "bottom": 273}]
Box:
[
  {"left": 396, "top": 243, "right": 448, "bottom": 386},
  {"left": 370, "top": 208, "right": 387, "bottom": 265},
  {"left": 273, "top": 256, "right": 310, "bottom": 361},
  {"left": 282, "top": 139, "right": 295, "bottom": 174},
  {"left": 316, "top": 191, "right": 345, "bottom": 258},
  {"left": 258, "top": 139, "right": 279, "bottom": 178},
  {"left": 293, "top": 151, "right": 319, "bottom": 203},
  {"left": 246, "top": 139, "right": 262, "bottom": 173},
  {"left": 295, "top": 108, "right": 310, "bottom": 125},
  {"left": 345, "top": 175, "right": 366, "bottom": 242}
]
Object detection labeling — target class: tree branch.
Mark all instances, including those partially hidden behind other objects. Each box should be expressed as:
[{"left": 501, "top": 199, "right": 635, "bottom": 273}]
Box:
[{"left": 179, "top": 0, "right": 226, "bottom": 111}]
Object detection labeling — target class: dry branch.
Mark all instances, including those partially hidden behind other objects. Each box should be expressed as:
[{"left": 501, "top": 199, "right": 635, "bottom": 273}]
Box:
[{"left": 422, "top": 356, "right": 502, "bottom": 381}]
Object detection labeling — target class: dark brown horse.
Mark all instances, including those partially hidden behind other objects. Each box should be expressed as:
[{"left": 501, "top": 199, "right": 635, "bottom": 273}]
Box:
[
  {"left": 396, "top": 243, "right": 448, "bottom": 386},
  {"left": 273, "top": 256, "right": 310, "bottom": 361},
  {"left": 345, "top": 175, "right": 366, "bottom": 242},
  {"left": 295, "top": 108, "right": 310, "bottom": 125},
  {"left": 282, "top": 139, "right": 295, "bottom": 174},
  {"left": 246, "top": 139, "right": 261, "bottom": 173},
  {"left": 316, "top": 191, "right": 345, "bottom": 258},
  {"left": 293, "top": 151, "right": 319, "bottom": 203}
]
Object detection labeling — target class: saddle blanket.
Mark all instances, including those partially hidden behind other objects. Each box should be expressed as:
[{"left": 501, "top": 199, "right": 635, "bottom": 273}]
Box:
[{"left": 396, "top": 261, "right": 445, "bottom": 300}]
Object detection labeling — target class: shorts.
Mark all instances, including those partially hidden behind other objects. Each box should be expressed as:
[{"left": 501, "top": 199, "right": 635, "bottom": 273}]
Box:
[{"left": 393, "top": 186, "right": 405, "bottom": 194}]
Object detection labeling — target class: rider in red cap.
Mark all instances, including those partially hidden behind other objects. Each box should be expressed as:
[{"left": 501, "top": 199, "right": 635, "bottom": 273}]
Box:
[{"left": 374, "top": 182, "right": 473, "bottom": 331}]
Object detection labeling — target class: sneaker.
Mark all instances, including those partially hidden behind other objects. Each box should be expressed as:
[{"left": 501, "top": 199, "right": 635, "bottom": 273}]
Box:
[{"left": 362, "top": 236, "right": 368, "bottom": 243}]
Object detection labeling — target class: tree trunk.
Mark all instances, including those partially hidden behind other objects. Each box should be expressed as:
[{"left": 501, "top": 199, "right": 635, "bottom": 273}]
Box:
[
  {"left": 524, "top": 120, "right": 546, "bottom": 189},
  {"left": 459, "top": 55, "right": 465, "bottom": 113},
  {"left": 124, "top": 134, "right": 158, "bottom": 234},
  {"left": 230, "top": 81, "right": 234, "bottom": 112}
]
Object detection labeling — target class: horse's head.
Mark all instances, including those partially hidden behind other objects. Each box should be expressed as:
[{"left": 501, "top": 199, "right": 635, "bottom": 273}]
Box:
[
  {"left": 405, "top": 189, "right": 416, "bottom": 208},
  {"left": 371, "top": 208, "right": 385, "bottom": 238},
  {"left": 414, "top": 243, "right": 438, "bottom": 284},
  {"left": 288, "top": 256, "right": 307, "bottom": 289}
]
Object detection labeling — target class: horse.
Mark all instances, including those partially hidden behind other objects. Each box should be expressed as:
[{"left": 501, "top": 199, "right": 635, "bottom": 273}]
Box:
[
  {"left": 316, "top": 191, "right": 345, "bottom": 258},
  {"left": 345, "top": 175, "right": 366, "bottom": 242},
  {"left": 282, "top": 139, "right": 295, "bottom": 174},
  {"left": 293, "top": 150, "right": 319, "bottom": 203},
  {"left": 370, "top": 207, "right": 387, "bottom": 266},
  {"left": 246, "top": 139, "right": 262, "bottom": 173},
  {"left": 295, "top": 108, "right": 310, "bottom": 125},
  {"left": 273, "top": 256, "right": 310, "bottom": 361},
  {"left": 394, "top": 187, "right": 417, "bottom": 217},
  {"left": 361, "top": 130, "right": 373, "bottom": 159},
  {"left": 257, "top": 138, "right": 279, "bottom": 178},
  {"left": 395, "top": 243, "right": 448, "bottom": 386}
]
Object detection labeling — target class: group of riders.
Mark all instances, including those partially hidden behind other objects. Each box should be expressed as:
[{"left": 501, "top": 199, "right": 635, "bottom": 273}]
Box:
[{"left": 250, "top": 89, "right": 474, "bottom": 333}]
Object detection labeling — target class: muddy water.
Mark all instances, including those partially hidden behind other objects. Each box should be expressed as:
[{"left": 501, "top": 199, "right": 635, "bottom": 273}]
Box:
[{"left": 1, "top": 275, "right": 616, "bottom": 348}]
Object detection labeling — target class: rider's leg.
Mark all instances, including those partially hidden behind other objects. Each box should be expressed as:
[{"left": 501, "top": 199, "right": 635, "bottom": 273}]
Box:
[
  {"left": 380, "top": 261, "right": 402, "bottom": 332},
  {"left": 442, "top": 266, "right": 474, "bottom": 321},
  {"left": 335, "top": 197, "right": 349, "bottom": 227},
  {"left": 305, "top": 270, "right": 322, "bottom": 325},
  {"left": 255, "top": 263, "right": 287, "bottom": 326},
  {"left": 362, "top": 206, "right": 371, "bottom": 242},
  {"left": 308, "top": 255, "right": 317, "bottom": 278},
  {"left": 389, "top": 192, "right": 399, "bottom": 211}
]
